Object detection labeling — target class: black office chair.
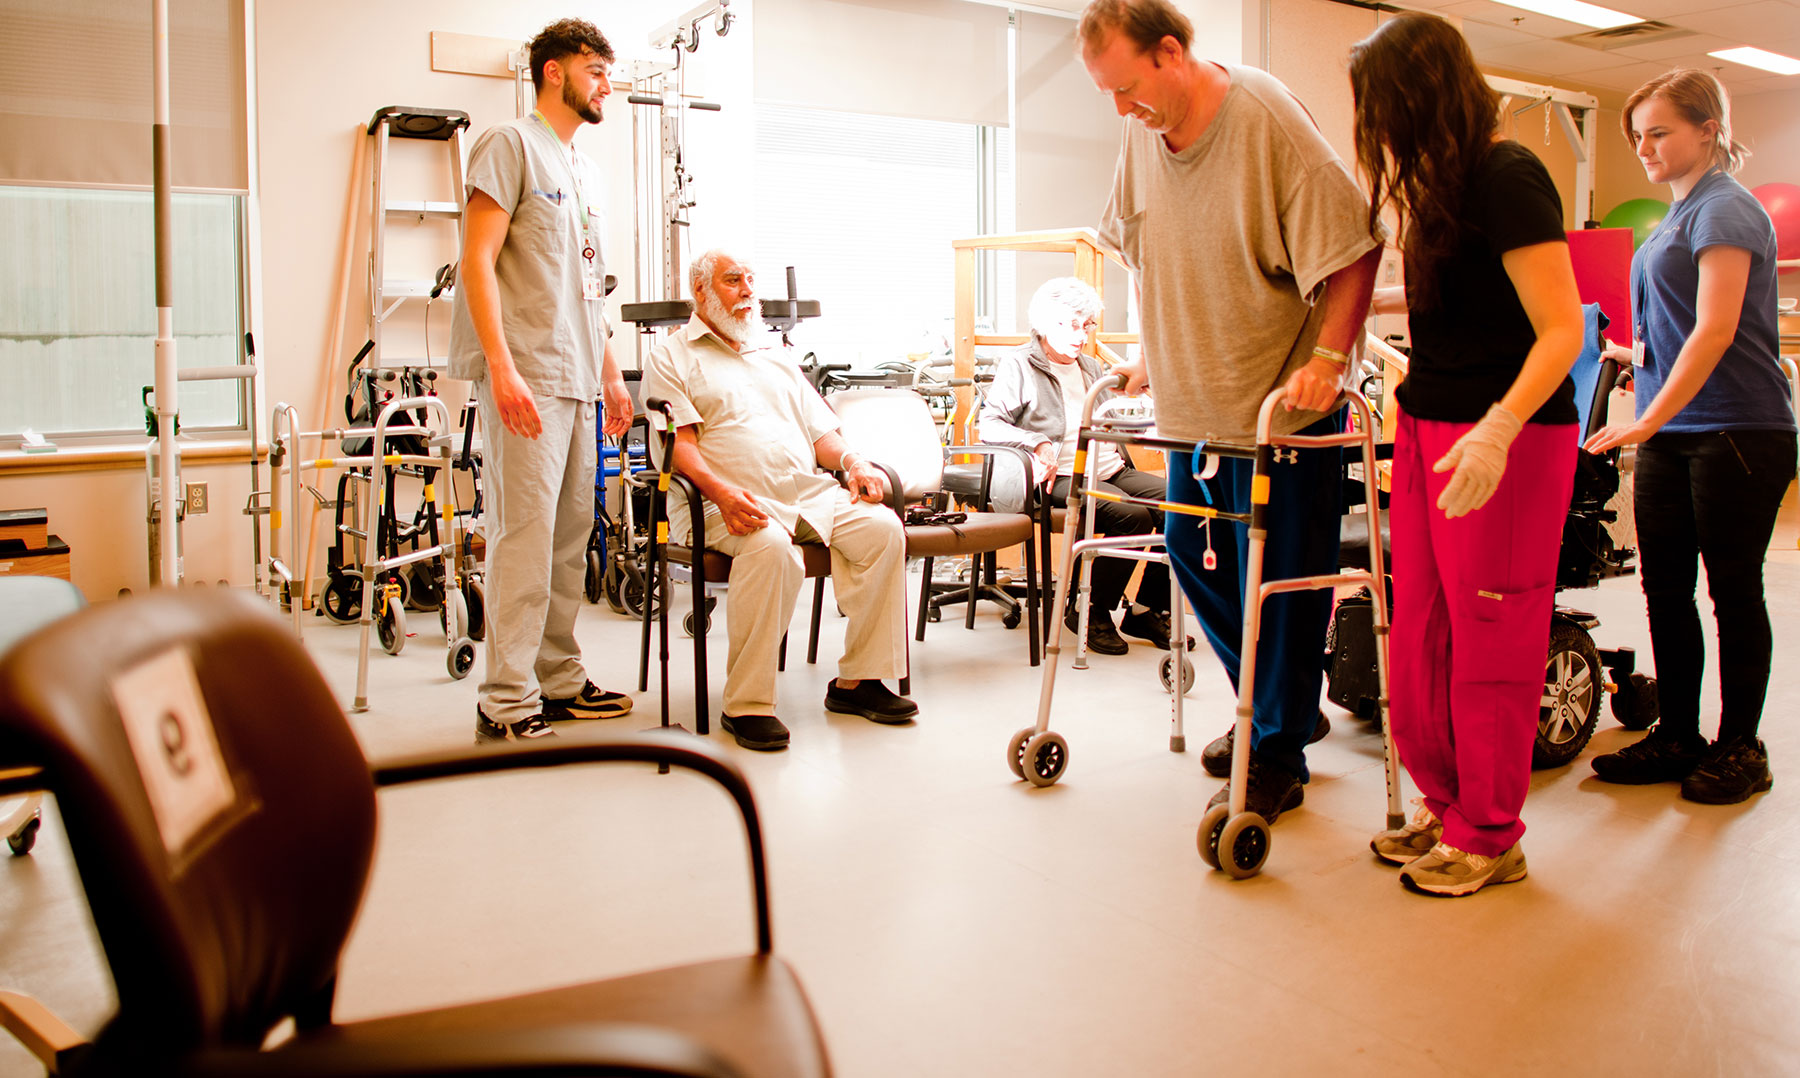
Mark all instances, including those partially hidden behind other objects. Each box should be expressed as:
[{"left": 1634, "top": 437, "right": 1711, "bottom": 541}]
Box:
[{"left": 0, "top": 590, "right": 830, "bottom": 1076}]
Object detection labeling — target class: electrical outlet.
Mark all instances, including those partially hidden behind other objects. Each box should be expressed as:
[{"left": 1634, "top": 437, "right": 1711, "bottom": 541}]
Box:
[{"left": 186, "top": 482, "right": 209, "bottom": 515}]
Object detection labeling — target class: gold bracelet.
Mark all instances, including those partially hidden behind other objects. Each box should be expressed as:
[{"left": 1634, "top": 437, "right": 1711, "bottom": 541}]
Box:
[{"left": 1312, "top": 344, "right": 1351, "bottom": 369}]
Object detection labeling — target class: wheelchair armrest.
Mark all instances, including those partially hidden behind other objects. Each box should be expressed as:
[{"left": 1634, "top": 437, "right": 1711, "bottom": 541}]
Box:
[
  {"left": 370, "top": 734, "right": 773, "bottom": 955},
  {"left": 181, "top": 1024, "right": 738, "bottom": 1077},
  {"left": 944, "top": 443, "right": 1037, "bottom": 511},
  {"left": 866, "top": 462, "right": 906, "bottom": 517}
]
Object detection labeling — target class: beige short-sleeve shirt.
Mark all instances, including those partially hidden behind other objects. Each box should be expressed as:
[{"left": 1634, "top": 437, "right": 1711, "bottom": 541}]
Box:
[{"left": 642, "top": 316, "right": 844, "bottom": 544}]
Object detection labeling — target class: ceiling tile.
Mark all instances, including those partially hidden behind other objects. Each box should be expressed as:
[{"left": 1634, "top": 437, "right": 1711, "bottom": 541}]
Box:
[
  {"left": 1570, "top": 57, "right": 1684, "bottom": 87},
  {"left": 1664, "top": 1, "right": 1800, "bottom": 40},
  {"left": 1438, "top": 0, "right": 1595, "bottom": 40},
  {"left": 1606, "top": 30, "right": 1737, "bottom": 59},
  {"left": 1603, "top": 0, "right": 1759, "bottom": 17},
  {"left": 1479, "top": 37, "right": 1653, "bottom": 73},
  {"left": 1461, "top": 18, "right": 1540, "bottom": 48}
]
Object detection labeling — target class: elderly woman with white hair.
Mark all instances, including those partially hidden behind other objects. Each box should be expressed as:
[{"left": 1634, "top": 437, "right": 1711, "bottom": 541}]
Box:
[{"left": 979, "top": 277, "right": 1172, "bottom": 655}]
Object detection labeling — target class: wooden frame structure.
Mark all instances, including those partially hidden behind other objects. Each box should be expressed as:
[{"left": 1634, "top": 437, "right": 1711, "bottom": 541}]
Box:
[{"left": 950, "top": 228, "right": 1136, "bottom": 441}]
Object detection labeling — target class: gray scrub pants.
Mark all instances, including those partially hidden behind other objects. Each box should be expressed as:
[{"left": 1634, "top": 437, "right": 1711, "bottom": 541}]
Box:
[{"left": 477, "top": 389, "right": 596, "bottom": 724}]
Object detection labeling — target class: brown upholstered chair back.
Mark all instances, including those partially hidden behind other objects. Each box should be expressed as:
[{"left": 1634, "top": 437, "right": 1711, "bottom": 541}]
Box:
[{"left": 0, "top": 591, "right": 376, "bottom": 1055}]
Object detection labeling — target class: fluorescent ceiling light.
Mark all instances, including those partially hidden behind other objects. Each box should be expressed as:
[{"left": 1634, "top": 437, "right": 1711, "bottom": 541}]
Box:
[
  {"left": 1489, "top": 0, "right": 1640, "bottom": 29},
  {"left": 1708, "top": 46, "right": 1800, "bottom": 75}
]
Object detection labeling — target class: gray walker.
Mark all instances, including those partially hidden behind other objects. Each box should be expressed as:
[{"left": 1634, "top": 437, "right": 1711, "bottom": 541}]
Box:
[{"left": 1011, "top": 375, "right": 1403, "bottom": 879}]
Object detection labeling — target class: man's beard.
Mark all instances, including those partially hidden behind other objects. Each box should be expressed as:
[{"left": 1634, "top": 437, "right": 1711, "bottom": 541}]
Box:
[
  {"left": 563, "top": 80, "right": 603, "bottom": 123},
  {"left": 699, "top": 290, "right": 763, "bottom": 347}
]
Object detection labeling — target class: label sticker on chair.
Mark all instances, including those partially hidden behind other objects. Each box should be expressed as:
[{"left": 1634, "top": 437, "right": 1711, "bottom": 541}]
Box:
[{"left": 111, "top": 648, "right": 238, "bottom": 858}]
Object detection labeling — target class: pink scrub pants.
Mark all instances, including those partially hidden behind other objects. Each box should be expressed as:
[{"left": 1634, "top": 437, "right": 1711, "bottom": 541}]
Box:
[{"left": 1388, "top": 410, "right": 1576, "bottom": 857}]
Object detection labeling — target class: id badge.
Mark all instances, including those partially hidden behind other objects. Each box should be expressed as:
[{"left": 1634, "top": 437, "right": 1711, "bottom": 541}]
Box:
[
  {"left": 582, "top": 276, "right": 606, "bottom": 302},
  {"left": 1631, "top": 339, "right": 1646, "bottom": 368}
]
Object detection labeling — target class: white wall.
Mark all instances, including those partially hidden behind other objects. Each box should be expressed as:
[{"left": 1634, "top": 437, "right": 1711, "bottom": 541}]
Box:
[{"left": 0, "top": 0, "right": 756, "bottom": 601}]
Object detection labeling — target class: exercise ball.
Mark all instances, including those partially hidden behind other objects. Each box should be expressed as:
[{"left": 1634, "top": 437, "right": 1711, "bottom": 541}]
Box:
[
  {"left": 1600, "top": 198, "right": 1669, "bottom": 249},
  {"left": 1750, "top": 182, "right": 1800, "bottom": 274}
]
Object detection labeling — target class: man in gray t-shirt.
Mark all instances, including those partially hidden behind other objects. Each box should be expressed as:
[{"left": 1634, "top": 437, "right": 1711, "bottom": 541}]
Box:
[
  {"left": 449, "top": 18, "right": 635, "bottom": 743},
  {"left": 1079, "top": 0, "right": 1382, "bottom": 823}
]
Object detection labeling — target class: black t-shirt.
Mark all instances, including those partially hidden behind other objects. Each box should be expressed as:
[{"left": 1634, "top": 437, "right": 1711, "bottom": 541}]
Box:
[{"left": 1395, "top": 140, "right": 1578, "bottom": 425}]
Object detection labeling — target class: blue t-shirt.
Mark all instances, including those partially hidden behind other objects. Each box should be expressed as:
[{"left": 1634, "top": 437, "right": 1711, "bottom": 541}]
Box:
[{"left": 1631, "top": 169, "right": 1795, "bottom": 433}]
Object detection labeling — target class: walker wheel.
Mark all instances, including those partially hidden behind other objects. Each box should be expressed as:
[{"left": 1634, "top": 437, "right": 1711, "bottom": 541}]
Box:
[
  {"left": 1006, "top": 727, "right": 1036, "bottom": 779},
  {"left": 1021, "top": 731, "right": 1069, "bottom": 787},
  {"left": 1159, "top": 654, "right": 1195, "bottom": 694},
  {"left": 584, "top": 550, "right": 604, "bottom": 604},
  {"left": 1001, "top": 608, "right": 1022, "bottom": 630},
  {"left": 440, "top": 588, "right": 469, "bottom": 641},
  {"left": 1197, "top": 803, "right": 1230, "bottom": 870},
  {"left": 1218, "top": 812, "right": 1271, "bottom": 879},
  {"left": 378, "top": 601, "right": 407, "bottom": 656},
  {"left": 447, "top": 638, "right": 477, "bottom": 680},
  {"left": 465, "top": 579, "right": 486, "bottom": 642},
  {"left": 320, "top": 576, "right": 362, "bottom": 624},
  {"left": 7, "top": 813, "right": 40, "bottom": 857}
]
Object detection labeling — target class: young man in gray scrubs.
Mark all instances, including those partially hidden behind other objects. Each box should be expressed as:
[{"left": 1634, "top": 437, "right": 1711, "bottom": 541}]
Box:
[
  {"left": 450, "top": 18, "right": 636, "bottom": 742},
  {"left": 1079, "top": 0, "right": 1382, "bottom": 822}
]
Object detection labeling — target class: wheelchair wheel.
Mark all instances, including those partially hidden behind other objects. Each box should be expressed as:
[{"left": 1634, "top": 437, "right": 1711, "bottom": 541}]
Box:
[
  {"left": 1534, "top": 620, "right": 1601, "bottom": 769},
  {"left": 465, "top": 579, "right": 486, "bottom": 642},
  {"left": 404, "top": 562, "right": 443, "bottom": 612},
  {"left": 603, "top": 562, "right": 627, "bottom": 614},
  {"left": 584, "top": 550, "right": 604, "bottom": 604},
  {"left": 622, "top": 575, "right": 663, "bottom": 620},
  {"left": 682, "top": 597, "right": 717, "bottom": 638},
  {"left": 1611, "top": 671, "right": 1659, "bottom": 731},
  {"left": 320, "top": 576, "right": 362, "bottom": 624}
]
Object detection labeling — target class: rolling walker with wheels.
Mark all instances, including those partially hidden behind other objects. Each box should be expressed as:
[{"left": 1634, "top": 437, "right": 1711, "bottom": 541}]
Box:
[{"left": 1010, "top": 378, "right": 1403, "bottom": 879}]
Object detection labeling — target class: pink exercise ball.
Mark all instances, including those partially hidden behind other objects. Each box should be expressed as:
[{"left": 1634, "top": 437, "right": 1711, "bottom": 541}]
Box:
[{"left": 1751, "top": 182, "right": 1800, "bottom": 274}]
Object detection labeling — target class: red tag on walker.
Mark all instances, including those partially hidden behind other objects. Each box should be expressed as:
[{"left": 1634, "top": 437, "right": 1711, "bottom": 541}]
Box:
[{"left": 1203, "top": 549, "right": 1218, "bottom": 571}]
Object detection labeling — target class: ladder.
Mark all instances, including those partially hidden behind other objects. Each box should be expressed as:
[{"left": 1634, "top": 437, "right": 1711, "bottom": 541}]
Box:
[{"left": 365, "top": 106, "right": 471, "bottom": 373}]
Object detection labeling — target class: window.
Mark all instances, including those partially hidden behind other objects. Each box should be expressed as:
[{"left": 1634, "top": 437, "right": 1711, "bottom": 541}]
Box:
[
  {"left": 754, "top": 103, "right": 1014, "bottom": 366},
  {"left": 0, "top": 185, "right": 245, "bottom": 441}
]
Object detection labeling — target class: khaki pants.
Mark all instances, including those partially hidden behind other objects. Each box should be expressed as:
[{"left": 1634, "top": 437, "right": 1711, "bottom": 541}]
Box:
[
  {"left": 476, "top": 391, "right": 596, "bottom": 724},
  {"left": 705, "top": 492, "right": 907, "bottom": 717}
]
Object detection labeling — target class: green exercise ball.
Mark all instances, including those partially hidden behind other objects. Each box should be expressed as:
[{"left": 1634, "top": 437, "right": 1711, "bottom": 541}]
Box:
[{"left": 1601, "top": 198, "right": 1670, "bottom": 249}]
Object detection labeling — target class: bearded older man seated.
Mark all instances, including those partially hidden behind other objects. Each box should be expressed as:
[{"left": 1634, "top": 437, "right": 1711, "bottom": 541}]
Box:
[{"left": 641, "top": 250, "right": 916, "bottom": 751}]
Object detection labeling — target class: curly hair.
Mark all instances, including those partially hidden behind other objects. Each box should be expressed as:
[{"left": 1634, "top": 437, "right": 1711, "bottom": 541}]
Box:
[
  {"left": 528, "top": 18, "right": 614, "bottom": 94},
  {"left": 1349, "top": 12, "right": 1498, "bottom": 311}
]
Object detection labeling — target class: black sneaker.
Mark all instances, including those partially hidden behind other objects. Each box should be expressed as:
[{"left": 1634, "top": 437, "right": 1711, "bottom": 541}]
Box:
[
  {"left": 1201, "top": 713, "right": 1331, "bottom": 778},
  {"left": 824, "top": 680, "right": 919, "bottom": 725},
  {"left": 1207, "top": 752, "right": 1305, "bottom": 823},
  {"left": 1118, "top": 608, "right": 1172, "bottom": 650},
  {"left": 720, "top": 713, "right": 790, "bottom": 752},
  {"left": 1066, "top": 606, "right": 1129, "bottom": 656},
  {"left": 475, "top": 707, "right": 556, "bottom": 745},
  {"left": 541, "top": 680, "right": 634, "bottom": 721},
  {"left": 1590, "top": 726, "right": 1706, "bottom": 784},
  {"left": 1680, "top": 737, "right": 1773, "bottom": 805}
]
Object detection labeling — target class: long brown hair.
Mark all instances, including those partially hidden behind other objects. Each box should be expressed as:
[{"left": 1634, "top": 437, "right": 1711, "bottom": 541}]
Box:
[
  {"left": 1349, "top": 12, "right": 1499, "bottom": 310},
  {"left": 1622, "top": 69, "right": 1749, "bottom": 175}
]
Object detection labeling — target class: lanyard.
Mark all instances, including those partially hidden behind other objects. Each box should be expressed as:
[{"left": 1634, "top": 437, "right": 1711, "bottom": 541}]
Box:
[{"left": 531, "top": 110, "right": 597, "bottom": 268}]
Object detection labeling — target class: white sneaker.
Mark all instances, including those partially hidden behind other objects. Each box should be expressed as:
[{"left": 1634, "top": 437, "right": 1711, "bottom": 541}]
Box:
[
  {"left": 1400, "top": 841, "right": 1527, "bottom": 897},
  {"left": 1370, "top": 798, "right": 1443, "bottom": 866}
]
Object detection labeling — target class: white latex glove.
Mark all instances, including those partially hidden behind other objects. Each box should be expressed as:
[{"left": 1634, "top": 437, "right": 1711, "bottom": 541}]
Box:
[{"left": 1431, "top": 404, "right": 1523, "bottom": 519}]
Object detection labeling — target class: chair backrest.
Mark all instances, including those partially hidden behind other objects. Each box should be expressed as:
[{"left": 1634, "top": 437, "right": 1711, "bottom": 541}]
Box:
[
  {"left": 827, "top": 389, "right": 944, "bottom": 501},
  {"left": 0, "top": 591, "right": 376, "bottom": 1056}
]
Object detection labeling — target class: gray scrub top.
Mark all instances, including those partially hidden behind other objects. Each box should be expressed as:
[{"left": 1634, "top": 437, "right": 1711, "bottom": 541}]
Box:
[{"left": 449, "top": 114, "right": 605, "bottom": 402}]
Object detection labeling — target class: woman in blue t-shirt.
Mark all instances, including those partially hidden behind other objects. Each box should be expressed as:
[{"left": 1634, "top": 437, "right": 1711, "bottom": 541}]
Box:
[
  {"left": 1350, "top": 12, "right": 1584, "bottom": 897},
  {"left": 1586, "top": 69, "right": 1798, "bottom": 804}
]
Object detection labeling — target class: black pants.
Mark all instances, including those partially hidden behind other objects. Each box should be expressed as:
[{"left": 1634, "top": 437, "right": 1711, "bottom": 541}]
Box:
[
  {"left": 1634, "top": 428, "right": 1797, "bottom": 744},
  {"left": 1050, "top": 467, "right": 1171, "bottom": 615}
]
